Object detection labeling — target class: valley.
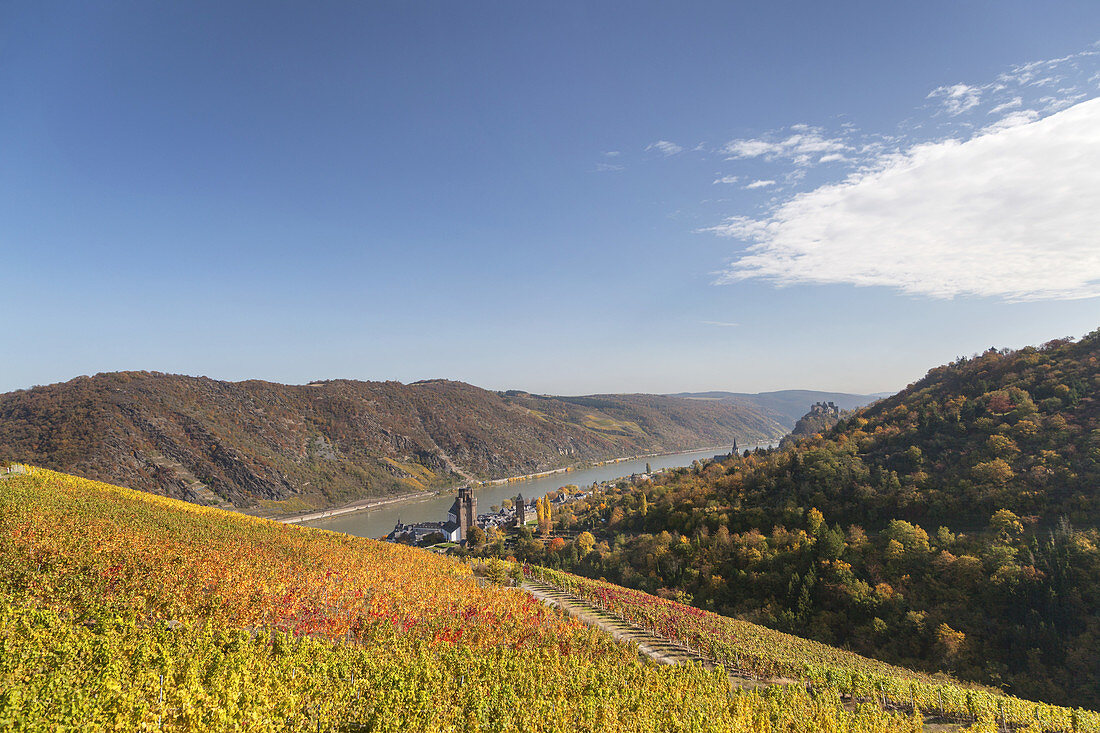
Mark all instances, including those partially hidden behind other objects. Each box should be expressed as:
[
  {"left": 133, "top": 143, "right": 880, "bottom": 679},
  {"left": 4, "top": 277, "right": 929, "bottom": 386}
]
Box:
[
  {"left": 4, "top": 331, "right": 1100, "bottom": 730},
  {"left": 8, "top": 6, "right": 1099, "bottom": 730},
  {"left": 297, "top": 445, "right": 763, "bottom": 539}
]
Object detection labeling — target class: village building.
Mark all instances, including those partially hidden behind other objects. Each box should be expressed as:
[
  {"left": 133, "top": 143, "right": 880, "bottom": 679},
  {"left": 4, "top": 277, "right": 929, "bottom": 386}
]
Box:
[
  {"left": 387, "top": 483, "right": 594, "bottom": 547},
  {"left": 389, "top": 485, "right": 478, "bottom": 545},
  {"left": 387, "top": 520, "right": 461, "bottom": 543}
]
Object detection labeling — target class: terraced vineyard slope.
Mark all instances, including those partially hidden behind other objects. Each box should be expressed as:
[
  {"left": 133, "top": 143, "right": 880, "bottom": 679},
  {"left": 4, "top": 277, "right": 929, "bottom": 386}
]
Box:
[
  {"left": 527, "top": 566, "right": 1099, "bottom": 731},
  {"left": 2, "top": 467, "right": 931, "bottom": 731}
]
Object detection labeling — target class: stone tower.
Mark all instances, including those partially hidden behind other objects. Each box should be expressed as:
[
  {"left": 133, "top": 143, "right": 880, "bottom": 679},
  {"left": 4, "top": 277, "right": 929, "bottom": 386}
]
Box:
[
  {"left": 515, "top": 493, "right": 526, "bottom": 526},
  {"left": 457, "top": 486, "right": 477, "bottom": 540}
]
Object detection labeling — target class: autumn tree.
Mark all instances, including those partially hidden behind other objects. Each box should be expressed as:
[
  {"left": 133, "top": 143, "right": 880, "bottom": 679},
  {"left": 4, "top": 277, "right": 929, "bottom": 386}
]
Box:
[
  {"left": 990, "top": 509, "right": 1024, "bottom": 541},
  {"left": 466, "top": 525, "right": 486, "bottom": 546},
  {"left": 536, "top": 497, "right": 553, "bottom": 536},
  {"left": 485, "top": 557, "right": 507, "bottom": 585},
  {"left": 935, "top": 623, "right": 966, "bottom": 666},
  {"left": 972, "top": 458, "right": 1015, "bottom": 487},
  {"left": 807, "top": 507, "right": 825, "bottom": 536}
]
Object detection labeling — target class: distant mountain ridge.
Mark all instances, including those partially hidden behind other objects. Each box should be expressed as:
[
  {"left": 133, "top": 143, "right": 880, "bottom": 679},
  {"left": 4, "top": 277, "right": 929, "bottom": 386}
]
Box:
[
  {"left": 0, "top": 372, "right": 787, "bottom": 513},
  {"left": 671, "top": 389, "right": 889, "bottom": 428}
]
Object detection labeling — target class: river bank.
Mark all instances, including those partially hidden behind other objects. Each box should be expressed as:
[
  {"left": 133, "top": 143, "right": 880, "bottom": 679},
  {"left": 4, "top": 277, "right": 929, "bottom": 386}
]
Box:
[
  {"left": 275, "top": 435, "right": 774, "bottom": 534},
  {"left": 272, "top": 442, "right": 739, "bottom": 521},
  {"left": 478, "top": 444, "right": 732, "bottom": 486}
]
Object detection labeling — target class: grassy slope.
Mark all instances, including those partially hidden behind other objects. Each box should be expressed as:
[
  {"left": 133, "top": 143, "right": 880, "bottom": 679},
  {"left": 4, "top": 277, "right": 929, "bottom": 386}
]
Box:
[{"left": 1, "top": 467, "right": 922, "bottom": 732}]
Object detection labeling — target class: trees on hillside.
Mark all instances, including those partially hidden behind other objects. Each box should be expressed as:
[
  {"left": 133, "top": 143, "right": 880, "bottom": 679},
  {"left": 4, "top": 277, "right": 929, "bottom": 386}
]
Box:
[{"left": 476, "top": 331, "right": 1100, "bottom": 709}]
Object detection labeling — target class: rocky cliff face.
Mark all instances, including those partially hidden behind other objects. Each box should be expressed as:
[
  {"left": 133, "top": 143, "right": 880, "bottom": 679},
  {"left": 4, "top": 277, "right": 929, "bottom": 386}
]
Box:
[
  {"left": 0, "top": 372, "right": 787, "bottom": 512},
  {"left": 779, "top": 401, "right": 847, "bottom": 447}
]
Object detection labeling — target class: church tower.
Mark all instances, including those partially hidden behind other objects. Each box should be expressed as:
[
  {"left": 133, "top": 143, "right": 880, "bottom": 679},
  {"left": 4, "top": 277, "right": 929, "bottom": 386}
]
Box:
[{"left": 457, "top": 486, "right": 476, "bottom": 541}]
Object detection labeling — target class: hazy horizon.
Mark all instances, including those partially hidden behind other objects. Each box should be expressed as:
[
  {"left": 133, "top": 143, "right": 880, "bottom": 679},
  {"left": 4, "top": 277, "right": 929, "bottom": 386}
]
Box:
[{"left": 1, "top": 366, "right": 900, "bottom": 400}]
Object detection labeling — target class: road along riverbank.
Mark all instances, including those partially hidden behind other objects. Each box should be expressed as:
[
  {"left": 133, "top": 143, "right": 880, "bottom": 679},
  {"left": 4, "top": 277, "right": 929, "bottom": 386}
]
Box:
[
  {"left": 275, "top": 445, "right": 737, "bottom": 525},
  {"left": 277, "top": 489, "right": 440, "bottom": 525},
  {"left": 292, "top": 443, "right": 778, "bottom": 539}
]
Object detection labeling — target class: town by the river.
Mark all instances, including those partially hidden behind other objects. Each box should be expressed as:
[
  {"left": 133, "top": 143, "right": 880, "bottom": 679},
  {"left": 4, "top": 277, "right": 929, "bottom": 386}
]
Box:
[{"left": 301, "top": 445, "right": 774, "bottom": 539}]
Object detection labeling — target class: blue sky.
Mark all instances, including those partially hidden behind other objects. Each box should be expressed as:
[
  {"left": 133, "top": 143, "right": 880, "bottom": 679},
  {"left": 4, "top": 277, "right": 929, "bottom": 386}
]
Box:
[{"left": 2, "top": 2, "right": 1099, "bottom": 395}]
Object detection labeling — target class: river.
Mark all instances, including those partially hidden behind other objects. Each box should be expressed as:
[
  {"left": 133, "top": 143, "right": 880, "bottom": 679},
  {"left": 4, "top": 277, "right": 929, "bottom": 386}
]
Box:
[{"left": 301, "top": 444, "right": 775, "bottom": 539}]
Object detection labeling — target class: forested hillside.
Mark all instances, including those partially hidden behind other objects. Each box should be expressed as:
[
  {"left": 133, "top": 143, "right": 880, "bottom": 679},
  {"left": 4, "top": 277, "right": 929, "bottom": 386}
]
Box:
[
  {"left": 0, "top": 372, "right": 785, "bottom": 513},
  {"left": 492, "top": 331, "right": 1100, "bottom": 709}
]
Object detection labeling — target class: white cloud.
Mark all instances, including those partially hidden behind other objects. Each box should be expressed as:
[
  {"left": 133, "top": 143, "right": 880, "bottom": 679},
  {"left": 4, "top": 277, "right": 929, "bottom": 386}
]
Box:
[
  {"left": 713, "top": 175, "right": 740, "bottom": 184},
  {"left": 981, "top": 109, "right": 1039, "bottom": 134},
  {"left": 724, "top": 138, "right": 782, "bottom": 158},
  {"left": 1037, "top": 91, "right": 1089, "bottom": 114},
  {"left": 603, "top": 151, "right": 621, "bottom": 157},
  {"left": 595, "top": 162, "right": 624, "bottom": 172},
  {"left": 722, "top": 127, "right": 848, "bottom": 166},
  {"left": 744, "top": 179, "right": 776, "bottom": 189},
  {"left": 998, "top": 50, "right": 1099, "bottom": 87},
  {"left": 646, "top": 140, "right": 683, "bottom": 156},
  {"left": 690, "top": 47, "right": 1100, "bottom": 187},
  {"left": 701, "top": 320, "right": 739, "bottom": 327},
  {"left": 708, "top": 98, "right": 1100, "bottom": 301},
  {"left": 927, "top": 83, "right": 983, "bottom": 115},
  {"left": 989, "top": 97, "right": 1023, "bottom": 115}
]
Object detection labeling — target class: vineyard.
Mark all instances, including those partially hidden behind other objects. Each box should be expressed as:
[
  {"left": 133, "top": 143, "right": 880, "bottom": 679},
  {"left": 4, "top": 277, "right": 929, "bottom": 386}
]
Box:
[
  {"left": 0, "top": 467, "right": 931, "bottom": 731},
  {"left": 526, "top": 566, "right": 1100, "bottom": 732}
]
